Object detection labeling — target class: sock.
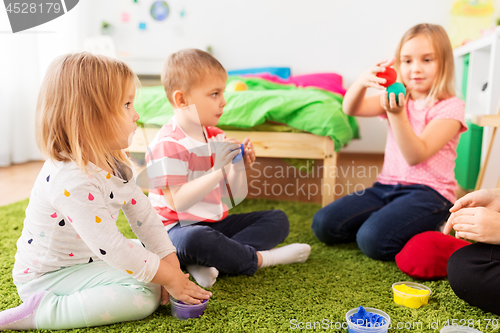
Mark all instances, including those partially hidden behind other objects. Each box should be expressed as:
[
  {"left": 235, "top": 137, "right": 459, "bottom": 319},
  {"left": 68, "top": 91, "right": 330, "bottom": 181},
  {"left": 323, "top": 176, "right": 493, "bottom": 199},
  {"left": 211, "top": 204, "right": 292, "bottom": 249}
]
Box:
[
  {"left": 186, "top": 265, "right": 219, "bottom": 288},
  {"left": 0, "top": 291, "right": 47, "bottom": 331},
  {"left": 258, "top": 243, "right": 311, "bottom": 269}
]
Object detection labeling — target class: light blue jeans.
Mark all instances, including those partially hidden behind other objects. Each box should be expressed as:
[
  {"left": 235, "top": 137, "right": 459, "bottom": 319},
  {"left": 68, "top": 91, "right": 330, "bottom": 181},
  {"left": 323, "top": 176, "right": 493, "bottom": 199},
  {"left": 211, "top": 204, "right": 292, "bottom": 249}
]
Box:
[{"left": 14, "top": 260, "right": 161, "bottom": 330}]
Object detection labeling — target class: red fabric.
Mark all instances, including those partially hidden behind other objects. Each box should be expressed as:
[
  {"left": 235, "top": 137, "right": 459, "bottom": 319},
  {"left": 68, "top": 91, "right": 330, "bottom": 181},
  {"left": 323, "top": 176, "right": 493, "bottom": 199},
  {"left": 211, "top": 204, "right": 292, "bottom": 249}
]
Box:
[
  {"left": 395, "top": 231, "right": 470, "bottom": 280},
  {"left": 246, "top": 72, "right": 346, "bottom": 96},
  {"left": 376, "top": 67, "right": 397, "bottom": 87}
]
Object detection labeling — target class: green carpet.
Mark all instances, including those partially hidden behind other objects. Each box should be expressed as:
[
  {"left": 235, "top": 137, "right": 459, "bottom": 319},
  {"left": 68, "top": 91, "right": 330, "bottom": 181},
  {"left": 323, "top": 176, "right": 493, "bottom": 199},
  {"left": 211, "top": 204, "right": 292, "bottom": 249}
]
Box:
[{"left": 1, "top": 199, "right": 499, "bottom": 332}]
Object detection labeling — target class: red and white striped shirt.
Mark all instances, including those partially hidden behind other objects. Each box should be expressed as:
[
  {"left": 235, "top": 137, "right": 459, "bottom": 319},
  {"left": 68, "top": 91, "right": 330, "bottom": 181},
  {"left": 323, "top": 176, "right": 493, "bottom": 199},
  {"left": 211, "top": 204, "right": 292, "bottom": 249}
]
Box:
[{"left": 146, "top": 116, "right": 228, "bottom": 227}]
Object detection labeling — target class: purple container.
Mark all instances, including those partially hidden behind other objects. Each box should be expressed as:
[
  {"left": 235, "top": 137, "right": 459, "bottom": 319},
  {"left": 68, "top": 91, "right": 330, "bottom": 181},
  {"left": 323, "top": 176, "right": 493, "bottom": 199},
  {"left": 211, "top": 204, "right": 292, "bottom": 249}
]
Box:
[{"left": 170, "top": 296, "right": 208, "bottom": 320}]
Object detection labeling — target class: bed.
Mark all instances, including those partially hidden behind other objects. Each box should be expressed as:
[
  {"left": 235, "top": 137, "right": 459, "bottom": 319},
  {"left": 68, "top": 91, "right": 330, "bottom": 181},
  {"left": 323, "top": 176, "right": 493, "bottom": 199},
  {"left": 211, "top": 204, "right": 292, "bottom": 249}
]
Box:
[{"left": 128, "top": 75, "right": 358, "bottom": 207}]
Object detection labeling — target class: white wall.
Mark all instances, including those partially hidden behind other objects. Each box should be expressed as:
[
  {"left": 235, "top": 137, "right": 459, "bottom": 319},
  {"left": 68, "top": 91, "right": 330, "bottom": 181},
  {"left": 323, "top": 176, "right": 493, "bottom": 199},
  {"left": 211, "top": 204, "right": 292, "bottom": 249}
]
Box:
[
  {"left": 77, "top": 0, "right": 500, "bottom": 152},
  {"left": 0, "top": 2, "right": 81, "bottom": 165}
]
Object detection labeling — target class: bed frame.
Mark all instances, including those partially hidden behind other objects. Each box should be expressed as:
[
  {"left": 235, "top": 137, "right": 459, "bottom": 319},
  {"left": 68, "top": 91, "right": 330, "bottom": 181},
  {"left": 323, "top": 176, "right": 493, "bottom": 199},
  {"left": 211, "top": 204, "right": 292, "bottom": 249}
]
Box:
[{"left": 128, "top": 128, "right": 337, "bottom": 207}]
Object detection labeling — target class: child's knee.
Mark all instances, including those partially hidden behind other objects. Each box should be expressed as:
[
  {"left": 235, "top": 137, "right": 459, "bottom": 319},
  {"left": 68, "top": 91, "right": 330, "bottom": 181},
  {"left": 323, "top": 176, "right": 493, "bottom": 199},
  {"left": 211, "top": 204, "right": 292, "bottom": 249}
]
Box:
[
  {"left": 311, "top": 213, "right": 328, "bottom": 242},
  {"left": 269, "top": 210, "right": 289, "bottom": 238},
  {"left": 132, "top": 283, "right": 161, "bottom": 319},
  {"left": 311, "top": 207, "right": 328, "bottom": 231},
  {"left": 311, "top": 210, "right": 345, "bottom": 243},
  {"left": 271, "top": 209, "right": 288, "bottom": 224},
  {"left": 176, "top": 226, "right": 220, "bottom": 254},
  {"left": 356, "top": 229, "right": 396, "bottom": 261}
]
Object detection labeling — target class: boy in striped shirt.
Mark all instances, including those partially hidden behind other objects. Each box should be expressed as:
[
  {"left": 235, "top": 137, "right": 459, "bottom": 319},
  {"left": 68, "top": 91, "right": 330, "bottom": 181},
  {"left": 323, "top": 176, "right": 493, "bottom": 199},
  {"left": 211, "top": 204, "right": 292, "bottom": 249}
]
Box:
[{"left": 146, "top": 49, "right": 311, "bottom": 288}]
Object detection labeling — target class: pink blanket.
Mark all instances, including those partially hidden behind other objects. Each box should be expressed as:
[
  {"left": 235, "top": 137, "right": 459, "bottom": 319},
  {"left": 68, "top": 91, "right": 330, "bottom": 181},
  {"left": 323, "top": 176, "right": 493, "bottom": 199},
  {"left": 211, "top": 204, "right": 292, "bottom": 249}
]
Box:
[{"left": 246, "top": 72, "right": 346, "bottom": 96}]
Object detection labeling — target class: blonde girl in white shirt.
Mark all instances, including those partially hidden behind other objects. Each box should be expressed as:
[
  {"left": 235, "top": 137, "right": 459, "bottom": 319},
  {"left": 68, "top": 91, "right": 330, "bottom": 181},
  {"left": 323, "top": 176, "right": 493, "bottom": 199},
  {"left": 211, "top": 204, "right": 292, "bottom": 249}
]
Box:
[{"left": 0, "top": 52, "right": 210, "bottom": 331}]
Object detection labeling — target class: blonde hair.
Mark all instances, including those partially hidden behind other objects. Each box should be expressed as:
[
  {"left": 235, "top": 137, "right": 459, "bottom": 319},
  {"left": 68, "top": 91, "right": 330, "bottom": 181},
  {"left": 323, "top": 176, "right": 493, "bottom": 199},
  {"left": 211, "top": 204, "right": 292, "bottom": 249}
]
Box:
[
  {"left": 394, "top": 23, "right": 456, "bottom": 101},
  {"left": 36, "top": 52, "right": 140, "bottom": 173},
  {"left": 161, "top": 48, "right": 227, "bottom": 105}
]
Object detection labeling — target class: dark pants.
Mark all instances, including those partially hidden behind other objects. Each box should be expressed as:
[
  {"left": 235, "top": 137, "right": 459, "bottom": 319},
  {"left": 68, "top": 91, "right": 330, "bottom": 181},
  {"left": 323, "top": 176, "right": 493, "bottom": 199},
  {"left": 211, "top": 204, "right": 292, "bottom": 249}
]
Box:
[
  {"left": 448, "top": 243, "right": 500, "bottom": 315},
  {"left": 168, "top": 210, "right": 289, "bottom": 276},
  {"left": 311, "top": 182, "right": 452, "bottom": 261}
]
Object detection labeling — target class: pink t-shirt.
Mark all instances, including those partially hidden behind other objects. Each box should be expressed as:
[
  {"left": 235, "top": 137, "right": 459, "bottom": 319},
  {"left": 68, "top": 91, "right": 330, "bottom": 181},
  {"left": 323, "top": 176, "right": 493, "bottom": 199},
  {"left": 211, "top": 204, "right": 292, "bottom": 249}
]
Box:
[{"left": 377, "top": 97, "right": 467, "bottom": 203}]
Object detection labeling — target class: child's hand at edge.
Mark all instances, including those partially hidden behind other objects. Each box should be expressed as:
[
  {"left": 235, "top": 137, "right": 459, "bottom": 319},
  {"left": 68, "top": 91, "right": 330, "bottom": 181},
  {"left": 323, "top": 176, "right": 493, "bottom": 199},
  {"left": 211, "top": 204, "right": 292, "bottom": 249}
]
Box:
[
  {"left": 359, "top": 58, "right": 396, "bottom": 90},
  {"left": 445, "top": 207, "right": 500, "bottom": 244},
  {"left": 451, "top": 189, "right": 500, "bottom": 213},
  {"left": 444, "top": 189, "right": 500, "bottom": 235}
]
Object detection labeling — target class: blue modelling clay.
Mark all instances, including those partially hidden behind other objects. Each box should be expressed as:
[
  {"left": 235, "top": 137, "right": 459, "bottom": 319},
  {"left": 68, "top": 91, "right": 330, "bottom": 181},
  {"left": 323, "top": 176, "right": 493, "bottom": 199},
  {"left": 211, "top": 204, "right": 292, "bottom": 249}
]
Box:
[
  {"left": 232, "top": 143, "right": 244, "bottom": 164},
  {"left": 349, "top": 306, "right": 386, "bottom": 327}
]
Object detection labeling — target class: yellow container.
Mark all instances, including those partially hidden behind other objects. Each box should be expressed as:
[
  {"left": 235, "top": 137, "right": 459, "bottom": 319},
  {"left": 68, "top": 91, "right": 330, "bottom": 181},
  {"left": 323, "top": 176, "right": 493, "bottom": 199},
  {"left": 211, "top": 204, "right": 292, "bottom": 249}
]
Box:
[
  {"left": 392, "top": 282, "right": 431, "bottom": 309},
  {"left": 449, "top": 0, "right": 494, "bottom": 48}
]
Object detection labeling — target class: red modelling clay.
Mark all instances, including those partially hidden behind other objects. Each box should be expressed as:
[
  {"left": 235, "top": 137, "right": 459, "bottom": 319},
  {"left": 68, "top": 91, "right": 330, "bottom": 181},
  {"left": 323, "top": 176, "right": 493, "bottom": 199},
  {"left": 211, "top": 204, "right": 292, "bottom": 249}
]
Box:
[{"left": 376, "top": 67, "right": 397, "bottom": 87}]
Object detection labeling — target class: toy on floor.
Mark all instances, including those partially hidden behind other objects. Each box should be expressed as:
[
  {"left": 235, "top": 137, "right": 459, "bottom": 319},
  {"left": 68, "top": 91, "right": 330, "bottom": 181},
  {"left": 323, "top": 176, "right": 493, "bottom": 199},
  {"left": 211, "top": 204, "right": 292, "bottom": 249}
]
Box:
[
  {"left": 392, "top": 282, "right": 431, "bottom": 309},
  {"left": 226, "top": 79, "right": 248, "bottom": 92},
  {"left": 395, "top": 231, "right": 470, "bottom": 280},
  {"left": 346, "top": 306, "right": 390, "bottom": 333},
  {"left": 170, "top": 296, "right": 208, "bottom": 320},
  {"left": 376, "top": 67, "right": 406, "bottom": 103},
  {"left": 232, "top": 143, "right": 245, "bottom": 164}
]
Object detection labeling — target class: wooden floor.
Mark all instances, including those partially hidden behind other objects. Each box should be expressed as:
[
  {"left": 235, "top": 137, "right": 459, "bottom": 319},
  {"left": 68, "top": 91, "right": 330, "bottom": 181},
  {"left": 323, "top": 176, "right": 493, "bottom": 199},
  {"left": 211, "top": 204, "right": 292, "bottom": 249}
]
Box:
[
  {"left": 0, "top": 154, "right": 384, "bottom": 206},
  {"left": 0, "top": 153, "right": 467, "bottom": 207},
  {"left": 0, "top": 160, "right": 45, "bottom": 206}
]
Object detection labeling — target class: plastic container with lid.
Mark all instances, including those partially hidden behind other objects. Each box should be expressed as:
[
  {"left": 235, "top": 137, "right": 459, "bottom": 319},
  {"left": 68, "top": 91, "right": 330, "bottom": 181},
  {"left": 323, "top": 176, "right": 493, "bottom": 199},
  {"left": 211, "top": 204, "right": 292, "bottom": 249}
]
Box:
[
  {"left": 392, "top": 282, "right": 432, "bottom": 309},
  {"left": 345, "top": 307, "right": 390, "bottom": 333},
  {"left": 440, "top": 325, "right": 483, "bottom": 333},
  {"left": 170, "top": 296, "right": 208, "bottom": 320}
]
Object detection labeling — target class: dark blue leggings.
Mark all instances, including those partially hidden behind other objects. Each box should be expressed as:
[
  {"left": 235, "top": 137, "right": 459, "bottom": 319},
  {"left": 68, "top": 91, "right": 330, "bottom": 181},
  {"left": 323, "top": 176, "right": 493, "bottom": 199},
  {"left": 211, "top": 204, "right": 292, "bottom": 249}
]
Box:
[
  {"left": 168, "top": 210, "right": 289, "bottom": 276},
  {"left": 312, "top": 182, "right": 452, "bottom": 261}
]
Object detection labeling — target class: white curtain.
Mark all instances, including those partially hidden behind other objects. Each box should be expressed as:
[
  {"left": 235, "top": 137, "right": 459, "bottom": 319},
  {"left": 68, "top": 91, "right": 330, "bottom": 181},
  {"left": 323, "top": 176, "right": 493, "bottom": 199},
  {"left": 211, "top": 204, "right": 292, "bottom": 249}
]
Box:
[{"left": 0, "top": 4, "right": 82, "bottom": 167}]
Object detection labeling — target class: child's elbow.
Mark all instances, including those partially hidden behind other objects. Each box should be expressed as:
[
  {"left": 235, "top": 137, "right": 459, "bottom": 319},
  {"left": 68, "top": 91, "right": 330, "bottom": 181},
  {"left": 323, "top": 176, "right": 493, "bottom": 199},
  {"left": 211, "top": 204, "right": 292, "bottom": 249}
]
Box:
[
  {"left": 407, "top": 159, "right": 420, "bottom": 167},
  {"left": 175, "top": 202, "right": 192, "bottom": 212},
  {"left": 407, "top": 147, "right": 434, "bottom": 166},
  {"left": 169, "top": 198, "right": 188, "bottom": 212},
  {"left": 344, "top": 109, "right": 355, "bottom": 116},
  {"left": 342, "top": 102, "right": 354, "bottom": 116},
  {"left": 406, "top": 155, "right": 426, "bottom": 166},
  {"left": 343, "top": 107, "right": 356, "bottom": 117}
]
